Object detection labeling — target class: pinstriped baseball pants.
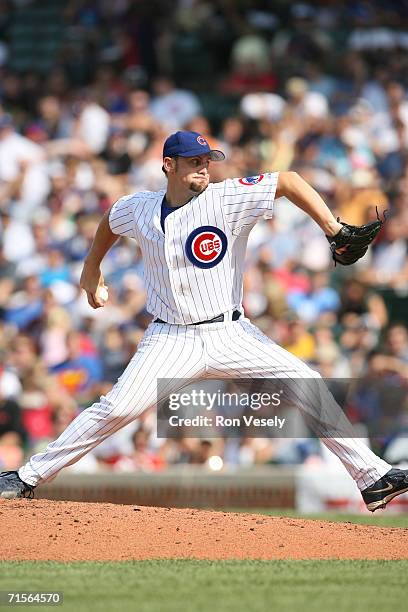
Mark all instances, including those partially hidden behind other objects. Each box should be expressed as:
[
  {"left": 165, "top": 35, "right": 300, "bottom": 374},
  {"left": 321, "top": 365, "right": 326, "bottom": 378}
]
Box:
[{"left": 19, "top": 318, "right": 390, "bottom": 490}]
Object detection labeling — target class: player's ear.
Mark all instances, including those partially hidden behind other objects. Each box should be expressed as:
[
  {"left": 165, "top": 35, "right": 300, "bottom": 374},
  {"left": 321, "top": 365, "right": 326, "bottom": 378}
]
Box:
[{"left": 163, "top": 156, "right": 177, "bottom": 174}]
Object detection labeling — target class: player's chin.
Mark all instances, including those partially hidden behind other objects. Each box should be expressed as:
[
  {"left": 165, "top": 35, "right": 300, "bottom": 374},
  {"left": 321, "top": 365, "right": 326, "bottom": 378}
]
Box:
[
  {"left": 190, "top": 181, "right": 208, "bottom": 193},
  {"left": 189, "top": 178, "right": 209, "bottom": 193}
]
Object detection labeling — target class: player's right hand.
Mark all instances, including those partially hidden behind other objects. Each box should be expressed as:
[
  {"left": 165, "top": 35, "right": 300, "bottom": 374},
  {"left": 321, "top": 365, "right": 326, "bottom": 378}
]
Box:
[{"left": 79, "top": 263, "right": 106, "bottom": 309}]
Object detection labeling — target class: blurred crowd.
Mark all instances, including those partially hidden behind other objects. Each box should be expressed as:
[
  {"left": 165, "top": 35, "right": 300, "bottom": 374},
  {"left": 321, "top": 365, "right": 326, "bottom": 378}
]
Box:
[{"left": 1, "top": 0, "right": 408, "bottom": 474}]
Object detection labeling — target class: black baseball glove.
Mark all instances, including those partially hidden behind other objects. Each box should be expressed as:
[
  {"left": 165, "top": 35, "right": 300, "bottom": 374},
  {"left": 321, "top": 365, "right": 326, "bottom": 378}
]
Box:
[{"left": 326, "top": 208, "right": 385, "bottom": 266}]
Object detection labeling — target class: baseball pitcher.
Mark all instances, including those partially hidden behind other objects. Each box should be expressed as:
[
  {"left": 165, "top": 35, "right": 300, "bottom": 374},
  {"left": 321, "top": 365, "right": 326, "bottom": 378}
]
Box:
[{"left": 1, "top": 131, "right": 407, "bottom": 512}]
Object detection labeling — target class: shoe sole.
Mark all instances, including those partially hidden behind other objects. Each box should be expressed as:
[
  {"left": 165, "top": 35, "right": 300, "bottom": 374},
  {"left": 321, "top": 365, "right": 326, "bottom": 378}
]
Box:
[
  {"left": 0, "top": 490, "right": 21, "bottom": 500},
  {"left": 366, "top": 485, "right": 408, "bottom": 512}
]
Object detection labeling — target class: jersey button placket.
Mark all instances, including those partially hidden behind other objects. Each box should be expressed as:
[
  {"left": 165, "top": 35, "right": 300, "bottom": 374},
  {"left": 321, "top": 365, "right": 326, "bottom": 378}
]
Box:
[{"left": 164, "top": 214, "right": 185, "bottom": 307}]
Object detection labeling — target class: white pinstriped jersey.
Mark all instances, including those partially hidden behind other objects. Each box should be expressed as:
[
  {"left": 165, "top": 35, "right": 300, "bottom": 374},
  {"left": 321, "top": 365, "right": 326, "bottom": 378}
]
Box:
[{"left": 109, "top": 172, "right": 279, "bottom": 324}]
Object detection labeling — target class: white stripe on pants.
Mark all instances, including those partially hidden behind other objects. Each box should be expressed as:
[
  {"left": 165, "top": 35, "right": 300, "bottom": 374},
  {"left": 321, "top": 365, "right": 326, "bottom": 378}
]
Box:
[{"left": 19, "top": 318, "right": 390, "bottom": 490}]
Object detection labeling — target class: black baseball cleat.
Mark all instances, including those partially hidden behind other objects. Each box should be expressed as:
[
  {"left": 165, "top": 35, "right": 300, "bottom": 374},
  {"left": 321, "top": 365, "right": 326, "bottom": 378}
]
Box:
[
  {"left": 361, "top": 468, "right": 408, "bottom": 512},
  {"left": 0, "top": 471, "right": 35, "bottom": 499}
]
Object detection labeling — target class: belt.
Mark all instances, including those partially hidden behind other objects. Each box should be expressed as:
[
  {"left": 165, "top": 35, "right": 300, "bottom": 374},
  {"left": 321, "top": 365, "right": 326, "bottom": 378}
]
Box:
[{"left": 154, "top": 309, "right": 242, "bottom": 325}]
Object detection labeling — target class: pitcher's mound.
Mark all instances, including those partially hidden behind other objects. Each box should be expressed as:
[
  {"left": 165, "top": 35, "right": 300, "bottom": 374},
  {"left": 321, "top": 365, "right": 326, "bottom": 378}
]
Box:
[{"left": 0, "top": 499, "right": 407, "bottom": 561}]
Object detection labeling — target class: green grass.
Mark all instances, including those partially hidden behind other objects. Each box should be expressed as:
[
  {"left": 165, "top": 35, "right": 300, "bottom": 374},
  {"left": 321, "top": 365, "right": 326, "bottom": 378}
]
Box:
[
  {"left": 0, "top": 559, "right": 407, "bottom": 612},
  {"left": 218, "top": 508, "right": 408, "bottom": 528},
  {"left": 0, "top": 514, "right": 406, "bottom": 612}
]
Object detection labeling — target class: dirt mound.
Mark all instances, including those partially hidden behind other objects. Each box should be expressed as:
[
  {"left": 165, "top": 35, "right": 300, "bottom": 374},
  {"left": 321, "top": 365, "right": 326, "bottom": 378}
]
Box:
[{"left": 0, "top": 499, "right": 407, "bottom": 561}]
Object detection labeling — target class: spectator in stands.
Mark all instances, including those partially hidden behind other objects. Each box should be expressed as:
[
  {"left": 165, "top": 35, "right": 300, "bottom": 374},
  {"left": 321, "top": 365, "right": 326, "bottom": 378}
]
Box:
[
  {"left": 50, "top": 330, "right": 103, "bottom": 407},
  {"left": 281, "top": 316, "right": 316, "bottom": 362},
  {"left": 0, "top": 113, "right": 49, "bottom": 217},
  {"left": 368, "top": 216, "right": 408, "bottom": 288},
  {"left": 287, "top": 271, "right": 340, "bottom": 324},
  {"left": 149, "top": 75, "right": 202, "bottom": 130},
  {"left": 114, "top": 427, "right": 166, "bottom": 472},
  {"left": 286, "top": 77, "right": 329, "bottom": 120},
  {"left": 220, "top": 34, "right": 277, "bottom": 95},
  {"left": 384, "top": 323, "right": 408, "bottom": 363},
  {"left": 0, "top": 384, "right": 26, "bottom": 469},
  {"left": 0, "top": 354, "right": 21, "bottom": 400},
  {"left": 337, "top": 279, "right": 388, "bottom": 330},
  {"left": 336, "top": 168, "right": 388, "bottom": 226}
]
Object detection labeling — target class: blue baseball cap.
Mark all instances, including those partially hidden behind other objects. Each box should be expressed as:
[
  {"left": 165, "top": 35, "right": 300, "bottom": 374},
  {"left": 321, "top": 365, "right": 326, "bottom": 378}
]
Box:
[{"left": 163, "top": 131, "right": 225, "bottom": 161}]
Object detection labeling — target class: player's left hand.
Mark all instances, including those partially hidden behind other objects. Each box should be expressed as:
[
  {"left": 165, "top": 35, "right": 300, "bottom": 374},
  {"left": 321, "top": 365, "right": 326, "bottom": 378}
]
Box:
[{"left": 326, "top": 209, "right": 385, "bottom": 266}]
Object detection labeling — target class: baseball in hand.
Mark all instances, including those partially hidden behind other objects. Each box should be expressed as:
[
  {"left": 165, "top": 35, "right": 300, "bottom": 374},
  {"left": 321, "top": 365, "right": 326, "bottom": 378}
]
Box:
[{"left": 97, "top": 285, "right": 109, "bottom": 303}]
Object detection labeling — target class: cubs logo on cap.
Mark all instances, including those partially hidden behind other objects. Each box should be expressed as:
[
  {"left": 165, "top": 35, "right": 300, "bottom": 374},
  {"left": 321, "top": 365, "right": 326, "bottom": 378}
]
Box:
[
  {"left": 239, "top": 175, "right": 264, "bottom": 186},
  {"left": 185, "top": 226, "right": 228, "bottom": 269}
]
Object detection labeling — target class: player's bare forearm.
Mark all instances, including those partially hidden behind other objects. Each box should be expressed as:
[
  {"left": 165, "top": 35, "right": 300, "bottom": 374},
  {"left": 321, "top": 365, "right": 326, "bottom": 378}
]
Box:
[
  {"left": 84, "top": 208, "right": 119, "bottom": 267},
  {"left": 276, "top": 171, "right": 342, "bottom": 237},
  {"left": 80, "top": 209, "right": 119, "bottom": 309}
]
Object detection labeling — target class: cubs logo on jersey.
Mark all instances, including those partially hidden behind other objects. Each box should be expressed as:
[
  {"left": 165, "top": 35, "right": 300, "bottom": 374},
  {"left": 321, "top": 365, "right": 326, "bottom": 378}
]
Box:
[
  {"left": 185, "top": 226, "right": 227, "bottom": 269},
  {"left": 238, "top": 175, "right": 264, "bottom": 186}
]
